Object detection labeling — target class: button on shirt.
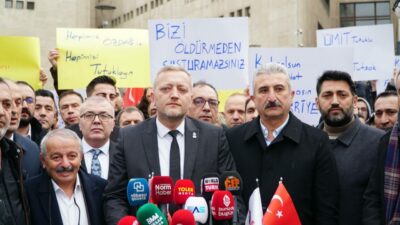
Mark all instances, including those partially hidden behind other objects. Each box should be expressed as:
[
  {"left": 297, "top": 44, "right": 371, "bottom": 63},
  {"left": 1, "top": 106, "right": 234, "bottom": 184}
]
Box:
[
  {"left": 260, "top": 116, "right": 289, "bottom": 146},
  {"left": 156, "top": 118, "right": 185, "bottom": 179},
  {"left": 52, "top": 175, "right": 89, "bottom": 225},
  {"left": 82, "top": 139, "right": 110, "bottom": 179}
]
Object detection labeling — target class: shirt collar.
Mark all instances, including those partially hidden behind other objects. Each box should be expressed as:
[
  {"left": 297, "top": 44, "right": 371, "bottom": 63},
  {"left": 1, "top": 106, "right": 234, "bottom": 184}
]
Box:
[
  {"left": 82, "top": 138, "right": 110, "bottom": 155},
  {"left": 156, "top": 117, "right": 185, "bottom": 138},
  {"left": 260, "top": 115, "right": 290, "bottom": 139}
]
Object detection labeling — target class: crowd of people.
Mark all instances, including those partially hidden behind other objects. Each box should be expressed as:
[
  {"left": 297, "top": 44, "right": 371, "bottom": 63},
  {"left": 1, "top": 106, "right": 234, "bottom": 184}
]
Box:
[{"left": 1, "top": 50, "right": 400, "bottom": 225}]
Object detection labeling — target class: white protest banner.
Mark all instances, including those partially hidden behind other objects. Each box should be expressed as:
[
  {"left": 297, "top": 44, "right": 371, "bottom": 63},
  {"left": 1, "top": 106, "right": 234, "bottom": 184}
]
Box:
[
  {"left": 249, "top": 48, "right": 353, "bottom": 126},
  {"left": 376, "top": 56, "right": 400, "bottom": 94},
  {"left": 317, "top": 24, "right": 394, "bottom": 81},
  {"left": 148, "top": 17, "right": 249, "bottom": 90}
]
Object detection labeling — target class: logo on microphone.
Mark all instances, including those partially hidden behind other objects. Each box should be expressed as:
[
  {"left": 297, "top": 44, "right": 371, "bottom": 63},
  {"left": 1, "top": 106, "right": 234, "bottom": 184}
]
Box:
[
  {"left": 178, "top": 186, "right": 194, "bottom": 195},
  {"left": 155, "top": 184, "right": 172, "bottom": 195},
  {"left": 187, "top": 206, "right": 206, "bottom": 213},
  {"left": 133, "top": 182, "right": 145, "bottom": 192},
  {"left": 223, "top": 195, "right": 231, "bottom": 207},
  {"left": 204, "top": 177, "right": 219, "bottom": 192},
  {"left": 146, "top": 213, "right": 165, "bottom": 225},
  {"left": 224, "top": 176, "right": 240, "bottom": 191}
]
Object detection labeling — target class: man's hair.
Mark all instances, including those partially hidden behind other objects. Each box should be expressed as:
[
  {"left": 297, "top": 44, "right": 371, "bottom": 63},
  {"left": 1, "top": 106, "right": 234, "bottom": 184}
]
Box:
[
  {"left": 35, "top": 89, "right": 57, "bottom": 107},
  {"left": 375, "top": 90, "right": 398, "bottom": 101},
  {"left": 79, "top": 96, "right": 114, "bottom": 116},
  {"left": 86, "top": 75, "right": 116, "bottom": 97},
  {"left": 40, "top": 128, "right": 82, "bottom": 156},
  {"left": 193, "top": 81, "right": 218, "bottom": 99},
  {"left": 316, "top": 71, "right": 356, "bottom": 95},
  {"left": 16, "top": 80, "right": 35, "bottom": 93},
  {"left": 59, "top": 90, "right": 84, "bottom": 105},
  {"left": 154, "top": 66, "right": 191, "bottom": 88},
  {"left": 245, "top": 98, "right": 254, "bottom": 111},
  {"left": 115, "top": 106, "right": 144, "bottom": 125},
  {"left": 224, "top": 93, "right": 247, "bottom": 111},
  {"left": 253, "top": 63, "right": 291, "bottom": 94},
  {"left": 0, "top": 77, "right": 9, "bottom": 87}
]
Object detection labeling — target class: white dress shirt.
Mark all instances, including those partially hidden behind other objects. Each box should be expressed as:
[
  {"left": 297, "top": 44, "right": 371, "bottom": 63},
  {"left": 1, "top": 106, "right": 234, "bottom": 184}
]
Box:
[
  {"left": 260, "top": 116, "right": 289, "bottom": 146},
  {"left": 156, "top": 118, "right": 185, "bottom": 179},
  {"left": 82, "top": 138, "right": 110, "bottom": 179},
  {"left": 52, "top": 175, "right": 89, "bottom": 225}
]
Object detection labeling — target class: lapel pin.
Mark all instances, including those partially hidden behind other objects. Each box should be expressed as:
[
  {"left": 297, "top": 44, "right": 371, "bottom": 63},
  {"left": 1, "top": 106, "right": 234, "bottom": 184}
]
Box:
[{"left": 192, "top": 132, "right": 197, "bottom": 139}]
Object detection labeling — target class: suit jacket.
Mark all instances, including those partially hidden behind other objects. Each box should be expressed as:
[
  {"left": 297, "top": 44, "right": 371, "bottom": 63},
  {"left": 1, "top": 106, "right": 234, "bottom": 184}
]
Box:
[
  {"left": 30, "top": 117, "right": 47, "bottom": 147},
  {"left": 24, "top": 169, "right": 107, "bottom": 225},
  {"left": 103, "top": 116, "right": 236, "bottom": 225},
  {"left": 13, "top": 132, "right": 42, "bottom": 179},
  {"left": 80, "top": 140, "right": 117, "bottom": 179},
  {"left": 226, "top": 113, "right": 339, "bottom": 225}
]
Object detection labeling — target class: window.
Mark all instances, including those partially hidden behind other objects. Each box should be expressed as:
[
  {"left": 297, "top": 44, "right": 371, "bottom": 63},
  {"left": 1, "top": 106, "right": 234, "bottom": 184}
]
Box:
[
  {"left": 340, "top": 2, "right": 390, "bottom": 27},
  {"left": 145, "top": 4, "right": 147, "bottom": 12},
  {"left": 123, "top": 14, "right": 126, "bottom": 21},
  {"left": 237, "top": 9, "right": 242, "bottom": 17},
  {"left": 151, "top": 1, "right": 154, "bottom": 9},
  {"left": 140, "top": 6, "right": 143, "bottom": 14},
  {"left": 27, "top": 1, "right": 34, "bottom": 9},
  {"left": 156, "top": 0, "right": 159, "bottom": 7},
  {"left": 245, "top": 6, "right": 251, "bottom": 17},
  {"left": 136, "top": 8, "right": 139, "bottom": 15},
  {"left": 16, "top": 0, "right": 23, "bottom": 9},
  {"left": 160, "top": 0, "right": 163, "bottom": 5},
  {"left": 5, "top": 0, "right": 12, "bottom": 8},
  {"left": 230, "top": 11, "right": 234, "bottom": 17},
  {"left": 130, "top": 11, "right": 133, "bottom": 18}
]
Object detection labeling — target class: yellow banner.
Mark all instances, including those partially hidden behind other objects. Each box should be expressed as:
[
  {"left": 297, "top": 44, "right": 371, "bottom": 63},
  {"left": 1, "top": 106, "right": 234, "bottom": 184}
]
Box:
[
  {"left": 0, "top": 36, "right": 41, "bottom": 89},
  {"left": 57, "top": 28, "right": 150, "bottom": 89}
]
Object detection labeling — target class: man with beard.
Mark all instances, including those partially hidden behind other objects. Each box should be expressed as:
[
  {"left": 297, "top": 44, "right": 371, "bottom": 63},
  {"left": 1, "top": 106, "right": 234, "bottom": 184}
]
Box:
[
  {"left": 315, "top": 71, "right": 384, "bottom": 225},
  {"left": 16, "top": 81, "right": 47, "bottom": 146},
  {"left": 24, "top": 128, "right": 107, "bottom": 225},
  {"left": 0, "top": 78, "right": 30, "bottom": 225},
  {"left": 4, "top": 79, "right": 41, "bottom": 178},
  {"left": 226, "top": 63, "right": 339, "bottom": 225}
]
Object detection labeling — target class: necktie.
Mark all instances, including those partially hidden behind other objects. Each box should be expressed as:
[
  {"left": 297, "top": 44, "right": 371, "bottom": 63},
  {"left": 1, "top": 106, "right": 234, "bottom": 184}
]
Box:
[
  {"left": 266, "top": 130, "right": 275, "bottom": 143},
  {"left": 169, "top": 130, "right": 181, "bottom": 182},
  {"left": 90, "top": 149, "right": 102, "bottom": 177}
]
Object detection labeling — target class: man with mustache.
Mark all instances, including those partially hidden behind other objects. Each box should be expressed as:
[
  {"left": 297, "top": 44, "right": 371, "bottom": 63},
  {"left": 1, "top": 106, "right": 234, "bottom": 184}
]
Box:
[
  {"left": 4, "top": 79, "right": 41, "bottom": 178},
  {"left": 16, "top": 81, "right": 47, "bottom": 146},
  {"left": 315, "top": 71, "right": 384, "bottom": 225},
  {"left": 24, "top": 128, "right": 107, "bottom": 225},
  {"left": 226, "top": 63, "right": 339, "bottom": 225},
  {"left": 0, "top": 78, "right": 30, "bottom": 225}
]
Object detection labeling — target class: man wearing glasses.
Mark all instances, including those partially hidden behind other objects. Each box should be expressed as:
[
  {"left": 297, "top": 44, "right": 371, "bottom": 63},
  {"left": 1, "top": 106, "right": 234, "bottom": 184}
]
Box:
[
  {"left": 188, "top": 81, "right": 220, "bottom": 126},
  {"left": 78, "top": 96, "right": 115, "bottom": 179}
]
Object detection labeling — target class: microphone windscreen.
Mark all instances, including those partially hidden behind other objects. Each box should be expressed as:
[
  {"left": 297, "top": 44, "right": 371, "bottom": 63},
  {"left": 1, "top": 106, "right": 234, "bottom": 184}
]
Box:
[
  {"left": 127, "top": 178, "right": 150, "bottom": 206},
  {"left": 183, "top": 196, "right": 209, "bottom": 224},
  {"left": 174, "top": 179, "right": 196, "bottom": 205},
  {"left": 211, "top": 190, "right": 235, "bottom": 220},
  {"left": 137, "top": 203, "right": 168, "bottom": 225},
  {"left": 171, "top": 209, "right": 196, "bottom": 225},
  {"left": 200, "top": 173, "right": 220, "bottom": 201},
  {"left": 151, "top": 176, "right": 174, "bottom": 204},
  {"left": 218, "top": 171, "right": 243, "bottom": 195},
  {"left": 117, "top": 216, "right": 139, "bottom": 225}
]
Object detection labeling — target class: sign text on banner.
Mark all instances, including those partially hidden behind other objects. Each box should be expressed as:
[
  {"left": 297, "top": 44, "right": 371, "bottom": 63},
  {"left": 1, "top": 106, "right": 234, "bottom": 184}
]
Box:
[{"left": 57, "top": 28, "right": 150, "bottom": 90}]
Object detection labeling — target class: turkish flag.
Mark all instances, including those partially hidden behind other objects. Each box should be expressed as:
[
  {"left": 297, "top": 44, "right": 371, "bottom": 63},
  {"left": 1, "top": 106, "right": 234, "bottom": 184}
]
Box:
[
  {"left": 123, "top": 88, "right": 144, "bottom": 107},
  {"left": 262, "top": 181, "right": 301, "bottom": 225}
]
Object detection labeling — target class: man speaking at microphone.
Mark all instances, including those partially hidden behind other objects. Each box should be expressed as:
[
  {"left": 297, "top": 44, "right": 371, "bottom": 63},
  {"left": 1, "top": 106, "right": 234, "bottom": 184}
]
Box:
[{"left": 104, "top": 66, "right": 236, "bottom": 225}]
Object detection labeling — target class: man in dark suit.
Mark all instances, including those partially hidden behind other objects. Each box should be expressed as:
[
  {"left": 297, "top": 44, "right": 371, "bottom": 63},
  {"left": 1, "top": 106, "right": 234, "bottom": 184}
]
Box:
[
  {"left": 25, "top": 128, "right": 107, "bottom": 225},
  {"left": 103, "top": 66, "right": 236, "bottom": 225},
  {"left": 226, "top": 63, "right": 339, "bottom": 225}
]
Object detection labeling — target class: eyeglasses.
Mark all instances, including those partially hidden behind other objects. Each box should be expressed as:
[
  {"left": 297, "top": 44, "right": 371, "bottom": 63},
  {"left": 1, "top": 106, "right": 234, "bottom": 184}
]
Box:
[
  {"left": 80, "top": 112, "right": 113, "bottom": 122},
  {"left": 23, "top": 97, "right": 34, "bottom": 104},
  {"left": 192, "top": 97, "right": 219, "bottom": 108}
]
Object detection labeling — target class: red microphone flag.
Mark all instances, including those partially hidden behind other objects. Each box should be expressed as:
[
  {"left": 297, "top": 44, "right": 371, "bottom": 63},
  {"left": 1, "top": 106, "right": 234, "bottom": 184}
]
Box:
[{"left": 262, "top": 181, "right": 301, "bottom": 225}]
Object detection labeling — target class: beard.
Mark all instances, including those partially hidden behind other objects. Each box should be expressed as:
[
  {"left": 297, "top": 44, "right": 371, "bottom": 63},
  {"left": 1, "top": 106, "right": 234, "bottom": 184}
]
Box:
[
  {"left": 321, "top": 105, "right": 354, "bottom": 127},
  {"left": 19, "top": 108, "right": 32, "bottom": 127}
]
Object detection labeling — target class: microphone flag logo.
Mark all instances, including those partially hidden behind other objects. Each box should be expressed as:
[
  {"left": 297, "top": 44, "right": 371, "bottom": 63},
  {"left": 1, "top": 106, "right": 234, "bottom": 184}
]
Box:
[
  {"left": 223, "top": 194, "right": 231, "bottom": 207},
  {"left": 134, "top": 181, "right": 145, "bottom": 192}
]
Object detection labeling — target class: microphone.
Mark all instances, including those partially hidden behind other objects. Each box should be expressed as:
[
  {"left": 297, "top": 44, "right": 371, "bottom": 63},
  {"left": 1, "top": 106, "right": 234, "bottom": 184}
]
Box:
[
  {"left": 117, "top": 216, "right": 139, "bottom": 225},
  {"left": 171, "top": 209, "right": 196, "bottom": 225},
  {"left": 137, "top": 203, "right": 168, "bottom": 225},
  {"left": 174, "top": 179, "right": 196, "bottom": 206},
  {"left": 127, "top": 178, "right": 150, "bottom": 207},
  {"left": 151, "top": 176, "right": 174, "bottom": 216},
  {"left": 211, "top": 190, "right": 235, "bottom": 221},
  {"left": 201, "top": 173, "right": 220, "bottom": 225},
  {"left": 219, "top": 171, "right": 243, "bottom": 224},
  {"left": 184, "top": 196, "right": 209, "bottom": 224}
]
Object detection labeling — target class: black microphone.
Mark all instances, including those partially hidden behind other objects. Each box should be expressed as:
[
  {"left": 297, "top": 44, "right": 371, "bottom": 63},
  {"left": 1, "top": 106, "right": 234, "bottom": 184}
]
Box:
[{"left": 219, "top": 171, "right": 243, "bottom": 225}]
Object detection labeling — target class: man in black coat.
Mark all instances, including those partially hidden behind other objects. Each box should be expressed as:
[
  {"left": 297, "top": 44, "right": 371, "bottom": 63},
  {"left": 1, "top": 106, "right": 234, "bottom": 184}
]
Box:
[{"left": 226, "top": 63, "right": 339, "bottom": 225}]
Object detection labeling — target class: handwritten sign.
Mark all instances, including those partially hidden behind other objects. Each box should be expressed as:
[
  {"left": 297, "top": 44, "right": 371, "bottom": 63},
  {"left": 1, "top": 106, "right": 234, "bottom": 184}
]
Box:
[
  {"left": 56, "top": 28, "right": 150, "bottom": 89},
  {"left": 0, "top": 36, "right": 41, "bottom": 89},
  {"left": 249, "top": 48, "right": 353, "bottom": 126},
  {"left": 317, "top": 24, "right": 394, "bottom": 81},
  {"left": 376, "top": 56, "right": 400, "bottom": 94},
  {"left": 148, "top": 17, "right": 249, "bottom": 90}
]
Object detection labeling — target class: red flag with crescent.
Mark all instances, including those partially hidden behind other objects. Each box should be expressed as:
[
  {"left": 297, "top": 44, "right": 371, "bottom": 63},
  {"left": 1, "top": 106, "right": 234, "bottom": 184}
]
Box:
[
  {"left": 262, "top": 181, "right": 301, "bottom": 225},
  {"left": 123, "top": 88, "right": 144, "bottom": 107}
]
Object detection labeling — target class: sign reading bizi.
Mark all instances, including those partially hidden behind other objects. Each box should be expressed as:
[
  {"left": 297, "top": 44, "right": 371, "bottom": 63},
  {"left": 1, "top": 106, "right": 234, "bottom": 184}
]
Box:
[
  {"left": 57, "top": 28, "right": 150, "bottom": 89},
  {"left": 148, "top": 17, "right": 249, "bottom": 90}
]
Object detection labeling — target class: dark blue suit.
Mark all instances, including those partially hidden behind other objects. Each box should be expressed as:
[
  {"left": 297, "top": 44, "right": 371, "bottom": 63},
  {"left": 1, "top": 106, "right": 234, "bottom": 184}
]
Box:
[
  {"left": 13, "top": 132, "right": 41, "bottom": 178},
  {"left": 24, "top": 169, "right": 107, "bottom": 225}
]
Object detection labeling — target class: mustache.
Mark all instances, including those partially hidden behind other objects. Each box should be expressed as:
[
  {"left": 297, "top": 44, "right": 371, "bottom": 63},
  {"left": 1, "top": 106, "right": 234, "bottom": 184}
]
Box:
[
  {"left": 21, "top": 108, "right": 31, "bottom": 116},
  {"left": 264, "top": 101, "right": 282, "bottom": 109},
  {"left": 55, "top": 166, "right": 74, "bottom": 173},
  {"left": 328, "top": 106, "right": 344, "bottom": 113}
]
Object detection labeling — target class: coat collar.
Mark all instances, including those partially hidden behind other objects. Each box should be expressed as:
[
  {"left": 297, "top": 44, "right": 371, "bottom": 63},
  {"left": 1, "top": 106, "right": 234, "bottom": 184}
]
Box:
[{"left": 318, "top": 116, "right": 362, "bottom": 147}]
